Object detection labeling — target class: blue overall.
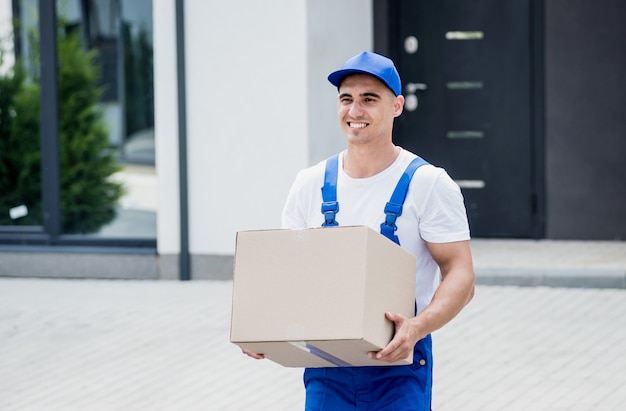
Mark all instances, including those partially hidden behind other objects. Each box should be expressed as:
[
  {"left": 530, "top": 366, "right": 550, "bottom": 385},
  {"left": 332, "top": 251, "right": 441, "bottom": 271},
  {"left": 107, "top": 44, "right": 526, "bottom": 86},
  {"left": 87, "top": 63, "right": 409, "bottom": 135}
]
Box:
[{"left": 306, "top": 154, "right": 433, "bottom": 411}]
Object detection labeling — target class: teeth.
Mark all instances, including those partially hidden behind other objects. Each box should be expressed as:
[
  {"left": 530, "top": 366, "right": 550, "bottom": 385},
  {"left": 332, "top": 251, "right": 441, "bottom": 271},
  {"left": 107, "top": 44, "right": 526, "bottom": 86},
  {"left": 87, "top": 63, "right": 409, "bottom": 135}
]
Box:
[{"left": 350, "top": 122, "right": 367, "bottom": 129}]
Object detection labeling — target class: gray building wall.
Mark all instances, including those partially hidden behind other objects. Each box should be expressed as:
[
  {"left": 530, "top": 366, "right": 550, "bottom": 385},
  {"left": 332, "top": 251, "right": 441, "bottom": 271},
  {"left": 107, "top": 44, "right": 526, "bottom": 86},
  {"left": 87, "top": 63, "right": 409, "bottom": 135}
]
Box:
[{"left": 545, "top": 0, "right": 626, "bottom": 240}]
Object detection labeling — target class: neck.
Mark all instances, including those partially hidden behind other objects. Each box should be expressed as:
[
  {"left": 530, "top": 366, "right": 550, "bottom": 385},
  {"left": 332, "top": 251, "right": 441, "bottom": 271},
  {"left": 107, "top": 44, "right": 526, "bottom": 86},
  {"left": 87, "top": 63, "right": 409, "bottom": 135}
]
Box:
[{"left": 343, "top": 143, "right": 400, "bottom": 178}]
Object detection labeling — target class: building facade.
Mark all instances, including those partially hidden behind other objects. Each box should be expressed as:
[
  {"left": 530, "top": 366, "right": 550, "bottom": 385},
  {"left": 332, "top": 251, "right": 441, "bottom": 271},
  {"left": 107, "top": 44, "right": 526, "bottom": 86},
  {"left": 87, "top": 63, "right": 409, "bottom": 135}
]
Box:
[{"left": 1, "top": 0, "right": 624, "bottom": 280}]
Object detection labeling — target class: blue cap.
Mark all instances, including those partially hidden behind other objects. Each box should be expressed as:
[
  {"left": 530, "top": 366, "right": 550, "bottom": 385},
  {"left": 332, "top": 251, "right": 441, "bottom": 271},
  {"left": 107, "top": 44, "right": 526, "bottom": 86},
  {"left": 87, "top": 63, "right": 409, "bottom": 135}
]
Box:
[{"left": 327, "top": 51, "right": 402, "bottom": 96}]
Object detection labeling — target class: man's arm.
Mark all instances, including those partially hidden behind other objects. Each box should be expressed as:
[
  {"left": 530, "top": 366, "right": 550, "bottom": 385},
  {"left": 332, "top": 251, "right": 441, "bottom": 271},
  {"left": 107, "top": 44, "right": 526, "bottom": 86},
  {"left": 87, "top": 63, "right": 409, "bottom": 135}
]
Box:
[{"left": 370, "top": 240, "right": 475, "bottom": 362}]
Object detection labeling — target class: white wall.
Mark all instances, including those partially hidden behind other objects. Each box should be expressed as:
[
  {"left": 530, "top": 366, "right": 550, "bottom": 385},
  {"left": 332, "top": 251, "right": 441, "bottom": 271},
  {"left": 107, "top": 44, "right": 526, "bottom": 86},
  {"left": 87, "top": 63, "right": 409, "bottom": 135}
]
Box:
[
  {"left": 154, "top": 0, "right": 372, "bottom": 260},
  {"left": 185, "top": 0, "right": 309, "bottom": 255},
  {"left": 306, "top": 0, "right": 373, "bottom": 165}
]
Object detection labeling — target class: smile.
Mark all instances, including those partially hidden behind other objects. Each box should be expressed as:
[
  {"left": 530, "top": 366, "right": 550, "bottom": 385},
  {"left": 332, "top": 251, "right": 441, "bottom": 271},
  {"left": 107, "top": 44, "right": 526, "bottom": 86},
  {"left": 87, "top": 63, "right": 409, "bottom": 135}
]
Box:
[{"left": 349, "top": 122, "right": 368, "bottom": 129}]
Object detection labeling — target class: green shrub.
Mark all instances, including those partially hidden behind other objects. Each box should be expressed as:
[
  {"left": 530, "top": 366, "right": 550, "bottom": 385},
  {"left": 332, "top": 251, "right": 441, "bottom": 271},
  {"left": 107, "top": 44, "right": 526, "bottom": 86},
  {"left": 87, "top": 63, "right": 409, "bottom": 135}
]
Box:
[
  {"left": 0, "top": 28, "right": 124, "bottom": 234},
  {"left": 0, "top": 58, "right": 43, "bottom": 226}
]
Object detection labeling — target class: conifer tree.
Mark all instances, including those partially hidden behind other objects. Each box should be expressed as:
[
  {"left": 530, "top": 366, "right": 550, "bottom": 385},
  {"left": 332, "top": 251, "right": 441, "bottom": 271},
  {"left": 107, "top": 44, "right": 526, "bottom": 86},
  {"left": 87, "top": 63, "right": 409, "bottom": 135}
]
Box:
[
  {"left": 0, "top": 28, "right": 124, "bottom": 234},
  {"left": 56, "top": 29, "right": 124, "bottom": 234},
  {"left": 0, "top": 54, "right": 42, "bottom": 226}
]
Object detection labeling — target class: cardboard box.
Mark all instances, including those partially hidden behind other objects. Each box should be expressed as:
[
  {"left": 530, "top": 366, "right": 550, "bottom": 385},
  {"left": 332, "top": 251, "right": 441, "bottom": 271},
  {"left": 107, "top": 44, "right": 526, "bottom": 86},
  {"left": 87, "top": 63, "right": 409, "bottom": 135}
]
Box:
[{"left": 230, "top": 226, "right": 416, "bottom": 368}]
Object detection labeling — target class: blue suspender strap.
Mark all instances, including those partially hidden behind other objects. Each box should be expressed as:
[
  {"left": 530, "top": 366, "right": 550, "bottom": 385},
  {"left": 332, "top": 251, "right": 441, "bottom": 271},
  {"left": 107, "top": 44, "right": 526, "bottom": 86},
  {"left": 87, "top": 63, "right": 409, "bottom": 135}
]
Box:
[
  {"left": 380, "top": 156, "right": 429, "bottom": 245},
  {"left": 321, "top": 154, "right": 339, "bottom": 226}
]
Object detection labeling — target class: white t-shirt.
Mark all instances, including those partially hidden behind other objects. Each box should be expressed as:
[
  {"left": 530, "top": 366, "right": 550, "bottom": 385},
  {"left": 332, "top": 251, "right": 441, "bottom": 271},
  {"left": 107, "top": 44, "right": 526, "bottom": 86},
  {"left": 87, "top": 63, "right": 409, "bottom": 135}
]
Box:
[{"left": 281, "top": 148, "right": 470, "bottom": 313}]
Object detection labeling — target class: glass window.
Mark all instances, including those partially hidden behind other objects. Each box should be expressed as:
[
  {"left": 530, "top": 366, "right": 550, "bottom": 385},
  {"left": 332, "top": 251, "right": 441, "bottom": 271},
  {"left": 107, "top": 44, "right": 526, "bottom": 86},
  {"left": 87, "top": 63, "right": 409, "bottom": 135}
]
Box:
[
  {"left": 0, "top": 0, "right": 155, "bottom": 242},
  {"left": 0, "top": 0, "right": 43, "bottom": 230}
]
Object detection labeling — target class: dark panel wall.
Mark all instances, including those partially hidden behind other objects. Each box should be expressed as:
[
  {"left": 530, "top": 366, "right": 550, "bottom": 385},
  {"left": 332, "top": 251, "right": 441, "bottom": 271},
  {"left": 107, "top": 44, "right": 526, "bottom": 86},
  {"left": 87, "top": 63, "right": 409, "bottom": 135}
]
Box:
[{"left": 545, "top": 0, "right": 626, "bottom": 240}]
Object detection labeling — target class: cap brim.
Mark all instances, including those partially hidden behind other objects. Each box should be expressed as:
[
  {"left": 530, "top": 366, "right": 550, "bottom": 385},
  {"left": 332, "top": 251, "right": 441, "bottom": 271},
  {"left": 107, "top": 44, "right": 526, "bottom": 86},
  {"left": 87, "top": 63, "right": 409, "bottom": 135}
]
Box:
[{"left": 327, "top": 69, "right": 398, "bottom": 96}]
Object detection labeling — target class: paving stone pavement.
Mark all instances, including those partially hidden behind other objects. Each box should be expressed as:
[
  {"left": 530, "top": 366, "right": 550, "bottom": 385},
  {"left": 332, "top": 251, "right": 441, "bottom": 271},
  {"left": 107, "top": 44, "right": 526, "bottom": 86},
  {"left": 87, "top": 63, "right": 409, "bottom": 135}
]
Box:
[{"left": 1, "top": 278, "right": 625, "bottom": 411}]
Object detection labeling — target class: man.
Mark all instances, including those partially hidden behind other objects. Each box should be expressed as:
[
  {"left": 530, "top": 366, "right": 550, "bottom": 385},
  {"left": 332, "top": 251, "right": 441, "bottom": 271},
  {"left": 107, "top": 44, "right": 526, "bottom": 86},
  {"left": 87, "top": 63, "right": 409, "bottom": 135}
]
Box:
[{"left": 244, "top": 51, "right": 475, "bottom": 410}]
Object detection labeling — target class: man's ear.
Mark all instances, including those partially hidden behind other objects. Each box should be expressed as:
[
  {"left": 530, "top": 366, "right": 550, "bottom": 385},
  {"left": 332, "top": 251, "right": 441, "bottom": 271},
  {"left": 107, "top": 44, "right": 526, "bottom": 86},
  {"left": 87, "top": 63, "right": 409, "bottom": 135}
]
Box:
[{"left": 393, "top": 95, "right": 405, "bottom": 117}]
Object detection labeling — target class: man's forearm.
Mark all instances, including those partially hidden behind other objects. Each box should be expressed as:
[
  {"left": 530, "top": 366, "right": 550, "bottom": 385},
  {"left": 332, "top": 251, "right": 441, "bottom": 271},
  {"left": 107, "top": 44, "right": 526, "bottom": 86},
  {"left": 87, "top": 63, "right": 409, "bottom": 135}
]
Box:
[
  {"left": 412, "top": 267, "right": 475, "bottom": 338},
  {"left": 414, "top": 240, "right": 475, "bottom": 338}
]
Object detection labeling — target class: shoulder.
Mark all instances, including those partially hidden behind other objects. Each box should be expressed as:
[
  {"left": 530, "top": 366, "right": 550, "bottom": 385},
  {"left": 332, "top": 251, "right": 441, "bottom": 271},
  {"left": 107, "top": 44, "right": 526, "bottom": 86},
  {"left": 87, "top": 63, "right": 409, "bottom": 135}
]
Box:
[
  {"left": 397, "top": 148, "right": 447, "bottom": 186},
  {"left": 397, "top": 149, "right": 464, "bottom": 208}
]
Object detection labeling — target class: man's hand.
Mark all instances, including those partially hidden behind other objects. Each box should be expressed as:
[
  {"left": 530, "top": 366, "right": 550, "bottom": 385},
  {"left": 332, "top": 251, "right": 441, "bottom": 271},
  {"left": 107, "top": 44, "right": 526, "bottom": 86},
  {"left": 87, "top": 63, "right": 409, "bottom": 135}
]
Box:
[
  {"left": 242, "top": 348, "right": 265, "bottom": 360},
  {"left": 368, "top": 311, "right": 422, "bottom": 363}
]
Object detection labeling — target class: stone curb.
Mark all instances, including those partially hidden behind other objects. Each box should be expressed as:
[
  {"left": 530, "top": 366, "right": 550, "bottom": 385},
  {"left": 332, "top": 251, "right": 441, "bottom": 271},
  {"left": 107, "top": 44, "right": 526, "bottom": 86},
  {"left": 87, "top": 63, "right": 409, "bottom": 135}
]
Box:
[{"left": 475, "top": 268, "right": 626, "bottom": 289}]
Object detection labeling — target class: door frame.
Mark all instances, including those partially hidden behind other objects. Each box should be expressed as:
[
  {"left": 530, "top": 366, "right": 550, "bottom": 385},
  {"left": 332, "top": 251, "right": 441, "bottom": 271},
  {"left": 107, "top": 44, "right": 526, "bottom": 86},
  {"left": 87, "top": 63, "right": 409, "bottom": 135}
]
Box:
[{"left": 373, "top": 0, "right": 546, "bottom": 239}]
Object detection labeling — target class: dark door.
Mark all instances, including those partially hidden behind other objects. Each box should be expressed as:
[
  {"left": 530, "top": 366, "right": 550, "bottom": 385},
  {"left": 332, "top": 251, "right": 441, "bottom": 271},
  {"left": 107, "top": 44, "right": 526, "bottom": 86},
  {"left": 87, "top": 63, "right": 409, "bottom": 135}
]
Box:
[{"left": 380, "top": 0, "right": 542, "bottom": 238}]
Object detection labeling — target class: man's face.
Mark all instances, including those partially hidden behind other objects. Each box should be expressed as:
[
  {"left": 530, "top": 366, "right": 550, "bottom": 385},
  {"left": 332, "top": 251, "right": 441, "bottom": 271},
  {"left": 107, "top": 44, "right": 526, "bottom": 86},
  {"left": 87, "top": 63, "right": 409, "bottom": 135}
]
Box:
[{"left": 337, "top": 74, "right": 404, "bottom": 146}]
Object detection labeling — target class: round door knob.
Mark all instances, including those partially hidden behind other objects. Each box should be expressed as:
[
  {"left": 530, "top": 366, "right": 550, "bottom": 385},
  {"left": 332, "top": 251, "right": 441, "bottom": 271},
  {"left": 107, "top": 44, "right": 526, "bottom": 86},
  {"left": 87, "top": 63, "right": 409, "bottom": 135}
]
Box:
[
  {"left": 404, "top": 94, "right": 418, "bottom": 111},
  {"left": 404, "top": 36, "right": 419, "bottom": 54}
]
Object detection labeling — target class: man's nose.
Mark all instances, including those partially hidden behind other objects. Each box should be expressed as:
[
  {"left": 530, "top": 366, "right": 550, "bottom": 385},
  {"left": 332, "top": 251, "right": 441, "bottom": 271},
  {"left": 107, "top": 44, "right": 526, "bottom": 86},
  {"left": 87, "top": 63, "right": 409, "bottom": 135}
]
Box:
[{"left": 348, "top": 102, "right": 364, "bottom": 116}]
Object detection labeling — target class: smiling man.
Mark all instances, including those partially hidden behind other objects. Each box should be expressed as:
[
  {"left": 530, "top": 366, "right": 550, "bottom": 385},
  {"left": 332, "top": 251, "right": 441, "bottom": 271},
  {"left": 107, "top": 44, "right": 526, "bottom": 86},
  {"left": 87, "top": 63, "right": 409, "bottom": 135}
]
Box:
[{"left": 243, "top": 51, "right": 475, "bottom": 411}]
